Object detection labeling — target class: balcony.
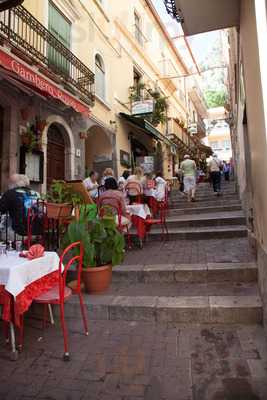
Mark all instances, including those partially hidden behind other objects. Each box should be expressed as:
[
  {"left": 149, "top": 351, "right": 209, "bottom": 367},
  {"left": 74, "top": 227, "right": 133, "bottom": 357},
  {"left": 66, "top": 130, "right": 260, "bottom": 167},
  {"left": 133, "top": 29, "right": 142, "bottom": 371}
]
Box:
[
  {"left": 164, "top": 0, "right": 240, "bottom": 36},
  {"left": 0, "top": 5, "right": 95, "bottom": 105}
]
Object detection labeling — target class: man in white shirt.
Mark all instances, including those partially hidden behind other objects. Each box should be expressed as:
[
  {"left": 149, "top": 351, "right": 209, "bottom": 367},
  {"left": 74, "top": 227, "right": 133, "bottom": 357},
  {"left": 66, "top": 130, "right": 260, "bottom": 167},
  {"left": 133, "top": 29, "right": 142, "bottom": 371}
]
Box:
[
  {"left": 208, "top": 154, "right": 222, "bottom": 195},
  {"left": 83, "top": 171, "right": 99, "bottom": 199}
]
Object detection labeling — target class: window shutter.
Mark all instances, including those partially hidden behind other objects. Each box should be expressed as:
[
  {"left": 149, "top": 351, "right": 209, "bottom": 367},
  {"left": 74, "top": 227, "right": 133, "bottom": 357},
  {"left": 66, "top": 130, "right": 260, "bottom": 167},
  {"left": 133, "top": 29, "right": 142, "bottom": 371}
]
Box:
[{"left": 48, "top": 2, "right": 71, "bottom": 74}]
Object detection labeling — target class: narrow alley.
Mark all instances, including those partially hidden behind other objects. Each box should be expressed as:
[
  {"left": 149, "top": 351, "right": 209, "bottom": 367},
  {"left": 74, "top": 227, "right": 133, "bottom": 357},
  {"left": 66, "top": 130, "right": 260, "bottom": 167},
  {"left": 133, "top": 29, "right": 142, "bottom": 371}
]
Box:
[{"left": 1, "top": 181, "right": 267, "bottom": 400}]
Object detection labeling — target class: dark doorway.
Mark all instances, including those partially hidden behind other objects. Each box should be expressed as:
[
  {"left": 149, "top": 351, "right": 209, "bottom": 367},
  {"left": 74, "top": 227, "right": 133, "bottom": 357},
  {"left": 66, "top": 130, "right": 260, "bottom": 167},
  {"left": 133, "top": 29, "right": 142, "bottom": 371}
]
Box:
[{"left": 47, "top": 123, "right": 65, "bottom": 187}]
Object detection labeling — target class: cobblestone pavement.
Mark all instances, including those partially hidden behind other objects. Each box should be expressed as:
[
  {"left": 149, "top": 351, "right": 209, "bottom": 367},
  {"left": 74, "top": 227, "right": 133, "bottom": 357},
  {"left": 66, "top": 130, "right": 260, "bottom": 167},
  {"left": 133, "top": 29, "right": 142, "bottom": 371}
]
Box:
[
  {"left": 123, "top": 238, "right": 256, "bottom": 265},
  {"left": 1, "top": 319, "right": 267, "bottom": 400}
]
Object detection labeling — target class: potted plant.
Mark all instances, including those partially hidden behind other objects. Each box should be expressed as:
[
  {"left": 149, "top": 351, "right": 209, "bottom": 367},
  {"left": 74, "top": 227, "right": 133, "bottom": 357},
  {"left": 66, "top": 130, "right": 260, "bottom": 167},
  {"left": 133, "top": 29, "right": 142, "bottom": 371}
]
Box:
[
  {"left": 63, "top": 204, "right": 125, "bottom": 293},
  {"left": 46, "top": 180, "right": 75, "bottom": 219}
]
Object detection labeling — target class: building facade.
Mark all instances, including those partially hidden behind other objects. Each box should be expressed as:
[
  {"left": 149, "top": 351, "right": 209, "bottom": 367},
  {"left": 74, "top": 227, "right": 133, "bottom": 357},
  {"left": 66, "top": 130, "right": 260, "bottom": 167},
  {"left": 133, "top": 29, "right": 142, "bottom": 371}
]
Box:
[
  {"left": 166, "top": 0, "right": 267, "bottom": 330},
  {"left": 0, "top": 0, "right": 209, "bottom": 196}
]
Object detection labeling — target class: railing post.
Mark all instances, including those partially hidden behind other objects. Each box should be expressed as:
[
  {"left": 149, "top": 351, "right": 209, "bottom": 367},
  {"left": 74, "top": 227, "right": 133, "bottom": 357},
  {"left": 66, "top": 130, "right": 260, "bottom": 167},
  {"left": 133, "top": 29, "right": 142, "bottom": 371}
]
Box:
[{"left": 7, "top": 9, "right": 11, "bottom": 39}]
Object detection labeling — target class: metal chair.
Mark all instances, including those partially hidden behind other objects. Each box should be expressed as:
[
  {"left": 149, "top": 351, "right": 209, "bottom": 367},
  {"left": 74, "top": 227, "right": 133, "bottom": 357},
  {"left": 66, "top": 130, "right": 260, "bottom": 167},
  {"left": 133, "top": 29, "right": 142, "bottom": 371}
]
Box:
[
  {"left": 145, "top": 200, "right": 169, "bottom": 241},
  {"left": 125, "top": 181, "right": 143, "bottom": 203},
  {"left": 98, "top": 196, "right": 131, "bottom": 248},
  {"left": 33, "top": 241, "right": 88, "bottom": 361}
]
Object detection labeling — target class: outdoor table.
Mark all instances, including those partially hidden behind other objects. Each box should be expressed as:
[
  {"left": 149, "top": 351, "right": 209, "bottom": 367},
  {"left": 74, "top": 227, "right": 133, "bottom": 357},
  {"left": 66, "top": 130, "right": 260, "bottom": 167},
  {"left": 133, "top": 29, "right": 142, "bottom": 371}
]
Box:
[
  {"left": 0, "top": 251, "right": 59, "bottom": 359},
  {"left": 126, "top": 204, "right": 151, "bottom": 245}
]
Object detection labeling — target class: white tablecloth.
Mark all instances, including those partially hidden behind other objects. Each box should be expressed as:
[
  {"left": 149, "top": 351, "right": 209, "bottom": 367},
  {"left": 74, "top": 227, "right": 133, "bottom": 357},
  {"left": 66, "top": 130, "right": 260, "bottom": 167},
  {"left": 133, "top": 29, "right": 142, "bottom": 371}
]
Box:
[
  {"left": 0, "top": 252, "right": 59, "bottom": 298},
  {"left": 126, "top": 204, "right": 151, "bottom": 220}
]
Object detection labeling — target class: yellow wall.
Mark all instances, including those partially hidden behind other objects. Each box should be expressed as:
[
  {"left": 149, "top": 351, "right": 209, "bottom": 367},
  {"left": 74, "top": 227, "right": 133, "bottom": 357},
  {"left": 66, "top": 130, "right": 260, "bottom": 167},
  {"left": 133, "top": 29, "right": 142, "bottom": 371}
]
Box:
[{"left": 23, "top": 0, "right": 189, "bottom": 178}]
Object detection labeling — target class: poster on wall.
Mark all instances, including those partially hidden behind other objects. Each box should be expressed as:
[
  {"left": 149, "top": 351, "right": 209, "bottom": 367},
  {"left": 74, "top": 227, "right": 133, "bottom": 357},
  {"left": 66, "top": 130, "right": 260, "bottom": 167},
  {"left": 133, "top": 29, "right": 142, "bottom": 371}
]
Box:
[{"left": 136, "top": 156, "right": 154, "bottom": 173}]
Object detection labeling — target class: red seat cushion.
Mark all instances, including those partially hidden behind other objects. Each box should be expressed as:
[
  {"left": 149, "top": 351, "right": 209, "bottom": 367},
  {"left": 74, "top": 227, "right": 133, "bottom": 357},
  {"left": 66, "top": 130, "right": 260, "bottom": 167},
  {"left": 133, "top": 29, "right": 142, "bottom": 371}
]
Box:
[
  {"left": 145, "top": 218, "right": 161, "bottom": 225},
  {"left": 34, "top": 285, "right": 72, "bottom": 304}
]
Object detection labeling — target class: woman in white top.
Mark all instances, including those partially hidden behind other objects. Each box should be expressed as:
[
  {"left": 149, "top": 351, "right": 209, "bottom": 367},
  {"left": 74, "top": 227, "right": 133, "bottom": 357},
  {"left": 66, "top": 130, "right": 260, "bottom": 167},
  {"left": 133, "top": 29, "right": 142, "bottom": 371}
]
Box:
[
  {"left": 83, "top": 171, "right": 99, "bottom": 199},
  {"left": 126, "top": 166, "right": 144, "bottom": 196},
  {"left": 153, "top": 172, "right": 167, "bottom": 201}
]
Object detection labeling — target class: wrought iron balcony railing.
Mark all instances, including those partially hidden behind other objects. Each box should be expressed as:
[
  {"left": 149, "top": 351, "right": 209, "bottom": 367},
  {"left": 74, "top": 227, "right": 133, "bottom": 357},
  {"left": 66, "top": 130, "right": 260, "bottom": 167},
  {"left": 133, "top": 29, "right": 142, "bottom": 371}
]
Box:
[{"left": 0, "top": 5, "right": 95, "bottom": 105}]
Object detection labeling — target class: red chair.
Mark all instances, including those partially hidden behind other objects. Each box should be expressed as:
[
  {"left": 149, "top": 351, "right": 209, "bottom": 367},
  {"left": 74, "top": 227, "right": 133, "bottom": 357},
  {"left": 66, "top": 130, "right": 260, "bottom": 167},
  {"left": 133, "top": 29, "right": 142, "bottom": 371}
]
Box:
[
  {"left": 145, "top": 200, "right": 169, "bottom": 241},
  {"left": 98, "top": 196, "right": 131, "bottom": 248},
  {"left": 33, "top": 241, "right": 88, "bottom": 361},
  {"left": 125, "top": 181, "right": 143, "bottom": 203}
]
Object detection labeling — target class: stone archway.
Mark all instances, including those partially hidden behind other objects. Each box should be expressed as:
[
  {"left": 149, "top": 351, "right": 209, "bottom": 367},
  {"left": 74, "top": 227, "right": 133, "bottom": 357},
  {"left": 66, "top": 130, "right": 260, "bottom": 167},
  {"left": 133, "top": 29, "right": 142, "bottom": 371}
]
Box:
[
  {"left": 42, "top": 115, "right": 75, "bottom": 191},
  {"left": 85, "top": 125, "right": 113, "bottom": 177}
]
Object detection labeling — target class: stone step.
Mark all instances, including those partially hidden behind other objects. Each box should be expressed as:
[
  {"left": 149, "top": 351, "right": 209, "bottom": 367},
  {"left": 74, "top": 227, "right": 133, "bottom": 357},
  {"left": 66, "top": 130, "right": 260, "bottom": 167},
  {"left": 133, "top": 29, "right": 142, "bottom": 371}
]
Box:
[
  {"left": 146, "top": 225, "right": 248, "bottom": 240},
  {"left": 169, "top": 200, "right": 242, "bottom": 209},
  {"left": 165, "top": 212, "right": 246, "bottom": 228},
  {"left": 112, "top": 263, "right": 258, "bottom": 284},
  {"left": 170, "top": 196, "right": 240, "bottom": 205},
  {"left": 65, "top": 292, "right": 262, "bottom": 324},
  {"left": 168, "top": 204, "right": 242, "bottom": 216}
]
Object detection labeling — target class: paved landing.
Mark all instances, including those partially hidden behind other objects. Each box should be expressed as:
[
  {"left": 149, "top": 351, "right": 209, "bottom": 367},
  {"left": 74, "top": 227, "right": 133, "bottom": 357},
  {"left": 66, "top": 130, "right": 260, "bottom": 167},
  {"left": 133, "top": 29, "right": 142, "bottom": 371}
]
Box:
[
  {"left": 1, "top": 320, "right": 267, "bottom": 400},
  {"left": 123, "top": 238, "right": 256, "bottom": 265}
]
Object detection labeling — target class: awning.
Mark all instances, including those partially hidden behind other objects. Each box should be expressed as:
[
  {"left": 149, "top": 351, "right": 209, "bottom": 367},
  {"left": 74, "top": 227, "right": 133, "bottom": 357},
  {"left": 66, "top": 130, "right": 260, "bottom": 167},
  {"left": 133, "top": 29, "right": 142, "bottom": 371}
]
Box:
[
  {"left": 0, "top": 48, "right": 91, "bottom": 116},
  {"left": 119, "top": 113, "right": 176, "bottom": 149}
]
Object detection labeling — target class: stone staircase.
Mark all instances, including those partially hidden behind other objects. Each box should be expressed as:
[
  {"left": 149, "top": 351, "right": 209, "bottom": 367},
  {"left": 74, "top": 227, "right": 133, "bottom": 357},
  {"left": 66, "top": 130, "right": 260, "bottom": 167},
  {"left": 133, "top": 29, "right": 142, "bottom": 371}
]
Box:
[
  {"left": 148, "top": 182, "right": 248, "bottom": 240},
  {"left": 66, "top": 182, "right": 263, "bottom": 326}
]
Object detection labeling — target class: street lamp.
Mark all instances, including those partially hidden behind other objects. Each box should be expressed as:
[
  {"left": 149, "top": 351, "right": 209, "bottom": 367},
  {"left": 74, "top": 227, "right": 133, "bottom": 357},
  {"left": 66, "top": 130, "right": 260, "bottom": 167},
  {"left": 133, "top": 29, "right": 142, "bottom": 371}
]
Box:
[{"left": 0, "top": 0, "right": 24, "bottom": 11}]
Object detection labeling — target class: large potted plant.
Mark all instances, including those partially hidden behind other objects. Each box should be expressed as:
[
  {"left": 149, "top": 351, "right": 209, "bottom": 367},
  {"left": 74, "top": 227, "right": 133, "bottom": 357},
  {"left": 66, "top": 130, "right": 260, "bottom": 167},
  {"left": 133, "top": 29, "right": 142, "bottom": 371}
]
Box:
[
  {"left": 46, "top": 180, "right": 74, "bottom": 219},
  {"left": 64, "top": 204, "right": 125, "bottom": 293}
]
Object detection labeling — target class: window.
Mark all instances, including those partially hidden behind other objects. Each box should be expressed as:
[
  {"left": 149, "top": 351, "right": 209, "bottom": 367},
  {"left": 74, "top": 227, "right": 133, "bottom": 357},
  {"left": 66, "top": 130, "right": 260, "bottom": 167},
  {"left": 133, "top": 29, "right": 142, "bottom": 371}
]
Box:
[
  {"left": 95, "top": 54, "right": 105, "bottom": 100},
  {"left": 223, "top": 140, "right": 231, "bottom": 150},
  {"left": 133, "top": 68, "right": 142, "bottom": 88},
  {"left": 134, "top": 11, "right": 143, "bottom": 46},
  {"left": 48, "top": 1, "right": 71, "bottom": 74},
  {"left": 211, "top": 141, "right": 222, "bottom": 151}
]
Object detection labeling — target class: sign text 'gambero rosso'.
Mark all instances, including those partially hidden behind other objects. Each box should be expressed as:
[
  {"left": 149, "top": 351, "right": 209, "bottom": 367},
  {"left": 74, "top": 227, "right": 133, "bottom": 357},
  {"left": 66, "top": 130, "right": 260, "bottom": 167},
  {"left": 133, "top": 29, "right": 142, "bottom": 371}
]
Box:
[{"left": 0, "top": 48, "right": 90, "bottom": 116}]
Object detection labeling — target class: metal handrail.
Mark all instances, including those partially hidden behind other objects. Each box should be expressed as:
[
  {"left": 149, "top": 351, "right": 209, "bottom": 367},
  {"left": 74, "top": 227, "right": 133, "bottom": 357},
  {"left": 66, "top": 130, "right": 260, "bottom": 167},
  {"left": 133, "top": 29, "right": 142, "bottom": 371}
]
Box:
[{"left": 0, "top": 5, "right": 95, "bottom": 105}]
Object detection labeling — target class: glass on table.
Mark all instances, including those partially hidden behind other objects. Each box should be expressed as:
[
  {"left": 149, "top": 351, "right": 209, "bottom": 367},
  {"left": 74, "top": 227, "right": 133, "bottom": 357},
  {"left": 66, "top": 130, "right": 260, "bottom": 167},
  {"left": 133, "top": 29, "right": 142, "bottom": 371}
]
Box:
[
  {"left": 15, "top": 240, "right": 23, "bottom": 253},
  {"left": 0, "top": 242, "right": 6, "bottom": 255}
]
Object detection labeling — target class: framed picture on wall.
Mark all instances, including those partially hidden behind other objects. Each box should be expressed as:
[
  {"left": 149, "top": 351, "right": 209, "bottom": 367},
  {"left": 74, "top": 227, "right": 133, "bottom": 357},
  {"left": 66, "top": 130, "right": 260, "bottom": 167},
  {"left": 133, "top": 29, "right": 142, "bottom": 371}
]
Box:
[
  {"left": 20, "top": 146, "right": 44, "bottom": 184},
  {"left": 120, "top": 150, "right": 131, "bottom": 168}
]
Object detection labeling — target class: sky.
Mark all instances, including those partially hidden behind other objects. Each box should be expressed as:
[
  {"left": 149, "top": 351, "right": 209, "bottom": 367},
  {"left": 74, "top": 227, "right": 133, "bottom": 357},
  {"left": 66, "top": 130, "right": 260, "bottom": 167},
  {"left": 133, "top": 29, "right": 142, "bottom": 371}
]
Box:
[{"left": 151, "top": 0, "right": 220, "bottom": 68}]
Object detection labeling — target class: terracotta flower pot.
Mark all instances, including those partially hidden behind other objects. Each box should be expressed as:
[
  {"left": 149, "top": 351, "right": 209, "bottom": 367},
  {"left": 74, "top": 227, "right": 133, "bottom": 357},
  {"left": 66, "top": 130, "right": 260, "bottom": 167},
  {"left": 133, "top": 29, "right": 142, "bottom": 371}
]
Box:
[
  {"left": 82, "top": 264, "right": 112, "bottom": 293},
  {"left": 46, "top": 203, "right": 73, "bottom": 219}
]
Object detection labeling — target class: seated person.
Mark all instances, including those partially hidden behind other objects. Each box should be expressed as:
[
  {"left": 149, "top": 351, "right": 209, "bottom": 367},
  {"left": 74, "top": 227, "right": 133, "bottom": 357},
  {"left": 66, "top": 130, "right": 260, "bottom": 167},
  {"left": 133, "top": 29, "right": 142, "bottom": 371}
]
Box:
[
  {"left": 83, "top": 171, "right": 99, "bottom": 199},
  {"left": 118, "top": 170, "right": 130, "bottom": 191},
  {"left": 101, "top": 168, "right": 114, "bottom": 186},
  {"left": 142, "top": 172, "right": 155, "bottom": 197},
  {"left": 153, "top": 172, "right": 167, "bottom": 202},
  {"left": 0, "top": 174, "right": 42, "bottom": 237},
  {"left": 99, "top": 177, "right": 131, "bottom": 228}
]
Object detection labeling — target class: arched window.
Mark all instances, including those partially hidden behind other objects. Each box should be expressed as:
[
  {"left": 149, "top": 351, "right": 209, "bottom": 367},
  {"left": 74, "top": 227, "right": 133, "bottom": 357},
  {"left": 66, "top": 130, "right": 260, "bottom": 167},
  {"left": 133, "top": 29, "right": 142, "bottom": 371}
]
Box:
[{"left": 95, "top": 54, "right": 105, "bottom": 100}]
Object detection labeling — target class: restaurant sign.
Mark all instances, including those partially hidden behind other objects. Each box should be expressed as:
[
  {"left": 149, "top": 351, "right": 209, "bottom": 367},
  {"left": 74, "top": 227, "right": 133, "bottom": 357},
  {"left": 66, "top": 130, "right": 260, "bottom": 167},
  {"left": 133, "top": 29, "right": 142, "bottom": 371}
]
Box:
[
  {"left": 0, "top": 48, "right": 90, "bottom": 116},
  {"left": 132, "top": 99, "right": 154, "bottom": 116}
]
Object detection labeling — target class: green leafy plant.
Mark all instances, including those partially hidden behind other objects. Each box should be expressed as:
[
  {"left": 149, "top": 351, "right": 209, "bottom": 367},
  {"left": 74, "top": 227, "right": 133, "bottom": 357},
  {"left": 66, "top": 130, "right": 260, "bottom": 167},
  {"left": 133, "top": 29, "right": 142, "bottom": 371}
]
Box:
[
  {"left": 46, "top": 180, "right": 83, "bottom": 206},
  {"left": 63, "top": 204, "right": 125, "bottom": 268},
  {"left": 129, "top": 84, "right": 168, "bottom": 126}
]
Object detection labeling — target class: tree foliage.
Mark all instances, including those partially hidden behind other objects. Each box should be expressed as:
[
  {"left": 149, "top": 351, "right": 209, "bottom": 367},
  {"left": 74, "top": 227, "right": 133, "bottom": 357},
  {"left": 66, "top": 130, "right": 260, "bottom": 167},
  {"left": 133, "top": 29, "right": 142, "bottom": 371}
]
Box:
[{"left": 204, "top": 90, "right": 227, "bottom": 108}]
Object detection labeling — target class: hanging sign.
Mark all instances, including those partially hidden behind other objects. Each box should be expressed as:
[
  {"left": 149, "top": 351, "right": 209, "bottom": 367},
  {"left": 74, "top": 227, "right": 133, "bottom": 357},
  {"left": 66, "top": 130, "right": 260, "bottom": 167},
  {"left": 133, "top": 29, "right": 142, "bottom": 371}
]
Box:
[
  {"left": 0, "top": 48, "right": 91, "bottom": 116},
  {"left": 132, "top": 99, "right": 154, "bottom": 116}
]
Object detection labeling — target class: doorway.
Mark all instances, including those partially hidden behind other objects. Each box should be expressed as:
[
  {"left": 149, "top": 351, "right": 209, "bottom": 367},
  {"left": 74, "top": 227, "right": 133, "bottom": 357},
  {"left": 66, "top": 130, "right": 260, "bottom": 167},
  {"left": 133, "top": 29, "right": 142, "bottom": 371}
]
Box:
[{"left": 47, "top": 123, "right": 65, "bottom": 187}]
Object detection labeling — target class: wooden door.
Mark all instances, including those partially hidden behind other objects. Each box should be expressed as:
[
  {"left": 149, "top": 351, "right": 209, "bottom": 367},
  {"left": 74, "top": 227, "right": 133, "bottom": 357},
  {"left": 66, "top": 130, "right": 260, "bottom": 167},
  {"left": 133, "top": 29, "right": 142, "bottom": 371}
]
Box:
[{"left": 47, "top": 124, "right": 65, "bottom": 187}]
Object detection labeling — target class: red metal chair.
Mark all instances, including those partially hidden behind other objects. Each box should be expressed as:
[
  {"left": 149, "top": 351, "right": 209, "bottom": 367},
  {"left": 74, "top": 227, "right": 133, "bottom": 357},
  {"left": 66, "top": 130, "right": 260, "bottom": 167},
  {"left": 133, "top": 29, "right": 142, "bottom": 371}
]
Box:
[
  {"left": 145, "top": 200, "right": 169, "bottom": 241},
  {"left": 98, "top": 196, "right": 131, "bottom": 248},
  {"left": 33, "top": 241, "right": 88, "bottom": 361},
  {"left": 125, "top": 181, "right": 143, "bottom": 203}
]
